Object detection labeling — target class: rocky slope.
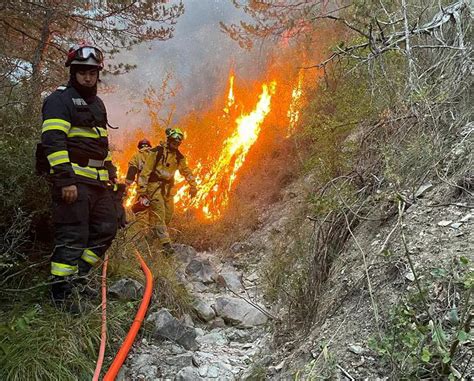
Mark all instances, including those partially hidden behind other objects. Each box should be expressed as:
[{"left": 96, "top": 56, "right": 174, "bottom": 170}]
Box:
[{"left": 113, "top": 126, "right": 472, "bottom": 380}]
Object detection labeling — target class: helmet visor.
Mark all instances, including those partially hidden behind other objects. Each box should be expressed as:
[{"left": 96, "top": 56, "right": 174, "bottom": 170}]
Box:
[
  {"left": 69, "top": 46, "right": 104, "bottom": 65},
  {"left": 169, "top": 132, "right": 183, "bottom": 142}
]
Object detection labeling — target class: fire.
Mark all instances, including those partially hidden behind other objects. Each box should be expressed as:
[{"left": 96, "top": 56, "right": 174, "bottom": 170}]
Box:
[
  {"left": 125, "top": 183, "right": 137, "bottom": 207},
  {"left": 115, "top": 72, "right": 283, "bottom": 221},
  {"left": 287, "top": 70, "right": 304, "bottom": 137},
  {"left": 223, "top": 74, "right": 235, "bottom": 115},
  {"left": 115, "top": 164, "right": 138, "bottom": 207},
  {"left": 175, "top": 80, "right": 277, "bottom": 220}
]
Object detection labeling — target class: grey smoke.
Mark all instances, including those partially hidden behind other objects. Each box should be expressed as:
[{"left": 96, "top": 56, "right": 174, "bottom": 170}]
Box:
[{"left": 103, "top": 0, "right": 271, "bottom": 141}]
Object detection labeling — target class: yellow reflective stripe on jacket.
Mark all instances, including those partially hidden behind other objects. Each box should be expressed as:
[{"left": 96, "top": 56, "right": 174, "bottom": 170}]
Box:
[
  {"left": 51, "top": 262, "right": 78, "bottom": 276},
  {"left": 105, "top": 151, "right": 112, "bottom": 161},
  {"left": 71, "top": 163, "right": 109, "bottom": 181},
  {"left": 97, "top": 127, "right": 108, "bottom": 137},
  {"left": 47, "top": 150, "right": 70, "bottom": 167},
  {"left": 68, "top": 127, "right": 108, "bottom": 138},
  {"left": 81, "top": 249, "right": 100, "bottom": 265},
  {"left": 68, "top": 127, "right": 99, "bottom": 138},
  {"left": 42, "top": 119, "right": 71, "bottom": 134},
  {"left": 71, "top": 163, "right": 99, "bottom": 179},
  {"left": 98, "top": 169, "right": 109, "bottom": 181}
]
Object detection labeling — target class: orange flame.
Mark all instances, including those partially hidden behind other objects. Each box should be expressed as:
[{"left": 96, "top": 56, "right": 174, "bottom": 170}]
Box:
[
  {"left": 223, "top": 74, "right": 235, "bottom": 115},
  {"left": 115, "top": 74, "right": 280, "bottom": 220},
  {"left": 125, "top": 183, "right": 137, "bottom": 207},
  {"left": 115, "top": 164, "right": 138, "bottom": 207},
  {"left": 287, "top": 70, "right": 304, "bottom": 137},
  {"left": 175, "top": 80, "right": 277, "bottom": 220}
]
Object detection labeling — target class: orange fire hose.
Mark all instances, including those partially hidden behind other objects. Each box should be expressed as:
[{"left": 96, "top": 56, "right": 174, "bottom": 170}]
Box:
[
  {"left": 103, "top": 250, "right": 154, "bottom": 381},
  {"left": 92, "top": 254, "right": 109, "bottom": 381}
]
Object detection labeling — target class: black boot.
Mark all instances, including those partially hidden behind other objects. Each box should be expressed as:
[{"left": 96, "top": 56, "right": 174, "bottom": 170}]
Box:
[
  {"left": 78, "top": 259, "right": 92, "bottom": 277},
  {"left": 50, "top": 276, "right": 87, "bottom": 315},
  {"left": 50, "top": 276, "right": 73, "bottom": 303}
]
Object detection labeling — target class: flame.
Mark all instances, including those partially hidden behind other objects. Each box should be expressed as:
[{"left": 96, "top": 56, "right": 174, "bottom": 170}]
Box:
[
  {"left": 115, "top": 164, "right": 138, "bottom": 208},
  {"left": 125, "top": 183, "right": 137, "bottom": 207},
  {"left": 287, "top": 70, "right": 304, "bottom": 137},
  {"left": 174, "top": 80, "right": 277, "bottom": 220},
  {"left": 223, "top": 74, "right": 235, "bottom": 115}
]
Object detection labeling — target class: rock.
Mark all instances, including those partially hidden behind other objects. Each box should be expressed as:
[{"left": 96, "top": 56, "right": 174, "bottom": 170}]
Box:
[
  {"left": 191, "top": 282, "right": 208, "bottom": 292},
  {"left": 108, "top": 278, "right": 143, "bottom": 300},
  {"left": 131, "top": 354, "right": 159, "bottom": 379},
  {"left": 414, "top": 183, "right": 434, "bottom": 198},
  {"left": 460, "top": 213, "right": 473, "bottom": 222},
  {"left": 181, "top": 313, "right": 194, "bottom": 327},
  {"left": 175, "top": 366, "right": 203, "bottom": 381},
  {"left": 149, "top": 308, "right": 198, "bottom": 350},
  {"left": 226, "top": 329, "right": 252, "bottom": 342},
  {"left": 230, "top": 241, "right": 253, "bottom": 253},
  {"left": 192, "top": 299, "right": 216, "bottom": 322},
  {"left": 116, "top": 366, "right": 128, "bottom": 381},
  {"left": 173, "top": 244, "right": 198, "bottom": 264},
  {"left": 213, "top": 296, "right": 268, "bottom": 327},
  {"left": 207, "top": 365, "right": 220, "bottom": 377},
  {"left": 170, "top": 344, "right": 186, "bottom": 355},
  {"left": 450, "top": 222, "right": 463, "bottom": 229},
  {"left": 210, "top": 317, "right": 226, "bottom": 328},
  {"left": 165, "top": 353, "right": 194, "bottom": 368},
  {"left": 404, "top": 271, "right": 415, "bottom": 282},
  {"left": 185, "top": 258, "right": 216, "bottom": 284},
  {"left": 196, "top": 330, "right": 229, "bottom": 346},
  {"left": 198, "top": 364, "right": 208, "bottom": 377},
  {"left": 437, "top": 220, "right": 453, "bottom": 227},
  {"left": 216, "top": 266, "right": 244, "bottom": 292},
  {"left": 245, "top": 272, "right": 259, "bottom": 283},
  {"left": 275, "top": 359, "right": 285, "bottom": 371},
  {"left": 348, "top": 344, "right": 365, "bottom": 355}
]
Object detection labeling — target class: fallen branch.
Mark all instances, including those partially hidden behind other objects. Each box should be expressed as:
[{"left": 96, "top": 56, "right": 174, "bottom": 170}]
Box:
[
  {"left": 336, "top": 364, "right": 355, "bottom": 381},
  {"left": 227, "top": 287, "right": 279, "bottom": 321}
]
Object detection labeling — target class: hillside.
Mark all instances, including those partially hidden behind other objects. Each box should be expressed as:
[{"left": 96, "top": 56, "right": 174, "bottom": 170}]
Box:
[
  {"left": 0, "top": 1, "right": 472, "bottom": 380},
  {"left": 114, "top": 120, "right": 472, "bottom": 380}
]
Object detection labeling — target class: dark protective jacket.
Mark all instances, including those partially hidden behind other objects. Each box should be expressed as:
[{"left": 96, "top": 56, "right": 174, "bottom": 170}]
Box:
[{"left": 41, "top": 84, "right": 116, "bottom": 188}]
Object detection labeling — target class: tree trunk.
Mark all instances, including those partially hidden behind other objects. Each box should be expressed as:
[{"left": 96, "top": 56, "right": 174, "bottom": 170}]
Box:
[{"left": 27, "top": 6, "right": 55, "bottom": 117}]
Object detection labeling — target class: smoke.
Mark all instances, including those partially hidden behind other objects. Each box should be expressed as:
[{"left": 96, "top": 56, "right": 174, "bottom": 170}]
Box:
[{"left": 103, "top": 0, "right": 270, "bottom": 148}]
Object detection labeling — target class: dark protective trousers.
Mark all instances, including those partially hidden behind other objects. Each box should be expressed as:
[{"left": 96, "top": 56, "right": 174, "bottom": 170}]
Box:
[{"left": 50, "top": 183, "right": 117, "bottom": 281}]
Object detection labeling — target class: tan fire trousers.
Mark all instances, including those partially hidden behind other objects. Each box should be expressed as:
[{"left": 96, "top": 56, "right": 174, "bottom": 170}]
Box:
[{"left": 137, "top": 182, "right": 174, "bottom": 245}]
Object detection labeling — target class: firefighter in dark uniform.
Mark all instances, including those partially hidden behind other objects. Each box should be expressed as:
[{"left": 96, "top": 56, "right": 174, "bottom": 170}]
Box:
[{"left": 41, "top": 44, "right": 118, "bottom": 306}]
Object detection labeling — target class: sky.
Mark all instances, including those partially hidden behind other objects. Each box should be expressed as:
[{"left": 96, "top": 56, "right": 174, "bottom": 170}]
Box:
[{"left": 103, "top": 0, "right": 269, "bottom": 143}]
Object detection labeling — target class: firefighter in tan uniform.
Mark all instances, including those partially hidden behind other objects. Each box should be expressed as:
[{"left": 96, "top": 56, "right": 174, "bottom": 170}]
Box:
[
  {"left": 126, "top": 139, "right": 153, "bottom": 232},
  {"left": 136, "top": 128, "right": 197, "bottom": 255},
  {"left": 125, "top": 139, "right": 152, "bottom": 186}
]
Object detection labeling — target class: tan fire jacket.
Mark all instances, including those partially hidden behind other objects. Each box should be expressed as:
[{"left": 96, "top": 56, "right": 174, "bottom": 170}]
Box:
[
  {"left": 126, "top": 147, "right": 152, "bottom": 185},
  {"left": 137, "top": 144, "right": 196, "bottom": 197}
]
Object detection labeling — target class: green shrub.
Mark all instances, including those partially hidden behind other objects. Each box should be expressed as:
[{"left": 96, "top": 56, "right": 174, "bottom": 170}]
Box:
[{"left": 369, "top": 257, "right": 473, "bottom": 379}]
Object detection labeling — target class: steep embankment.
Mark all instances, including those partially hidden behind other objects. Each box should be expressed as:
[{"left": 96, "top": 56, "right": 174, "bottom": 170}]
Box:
[{"left": 254, "top": 123, "right": 474, "bottom": 379}]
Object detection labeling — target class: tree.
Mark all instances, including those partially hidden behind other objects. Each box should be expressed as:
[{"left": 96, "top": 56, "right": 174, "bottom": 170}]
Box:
[
  {"left": 0, "top": 0, "right": 185, "bottom": 114},
  {"left": 0, "top": 0, "right": 185, "bottom": 270}
]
